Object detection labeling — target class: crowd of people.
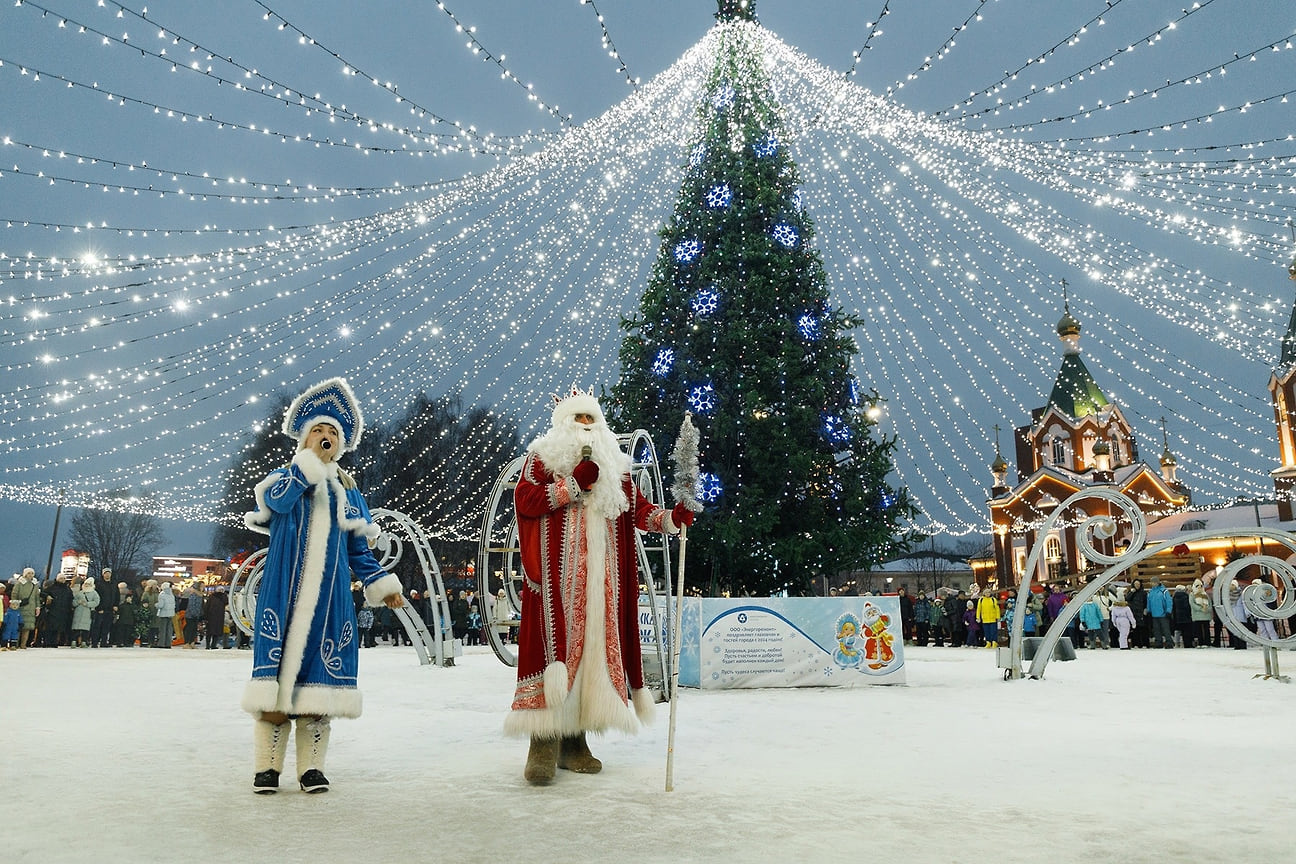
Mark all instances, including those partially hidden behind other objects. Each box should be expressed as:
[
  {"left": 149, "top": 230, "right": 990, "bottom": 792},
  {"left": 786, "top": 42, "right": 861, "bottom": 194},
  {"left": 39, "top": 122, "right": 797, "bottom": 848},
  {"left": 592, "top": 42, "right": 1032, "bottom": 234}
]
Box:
[
  {"left": 0, "top": 567, "right": 510, "bottom": 653},
  {"left": 0, "top": 567, "right": 237, "bottom": 650},
  {"left": 886, "top": 575, "right": 1281, "bottom": 651}
]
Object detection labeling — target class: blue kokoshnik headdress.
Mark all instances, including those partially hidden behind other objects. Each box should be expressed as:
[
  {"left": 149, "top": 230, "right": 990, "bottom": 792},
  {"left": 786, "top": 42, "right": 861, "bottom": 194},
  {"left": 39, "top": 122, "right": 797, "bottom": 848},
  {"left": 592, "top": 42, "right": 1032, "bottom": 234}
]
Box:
[{"left": 282, "top": 377, "right": 364, "bottom": 452}]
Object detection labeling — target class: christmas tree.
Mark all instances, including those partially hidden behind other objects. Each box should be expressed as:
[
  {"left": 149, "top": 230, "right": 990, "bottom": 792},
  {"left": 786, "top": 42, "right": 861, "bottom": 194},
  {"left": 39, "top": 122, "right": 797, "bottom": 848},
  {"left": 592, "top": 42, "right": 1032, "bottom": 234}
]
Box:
[{"left": 610, "top": 0, "right": 918, "bottom": 597}]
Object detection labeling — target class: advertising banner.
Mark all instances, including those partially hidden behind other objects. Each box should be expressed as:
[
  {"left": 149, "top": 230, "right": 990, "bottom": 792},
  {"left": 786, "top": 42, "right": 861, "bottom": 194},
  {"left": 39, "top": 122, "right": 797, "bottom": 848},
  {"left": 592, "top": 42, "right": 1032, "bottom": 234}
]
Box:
[{"left": 678, "top": 596, "right": 906, "bottom": 688}]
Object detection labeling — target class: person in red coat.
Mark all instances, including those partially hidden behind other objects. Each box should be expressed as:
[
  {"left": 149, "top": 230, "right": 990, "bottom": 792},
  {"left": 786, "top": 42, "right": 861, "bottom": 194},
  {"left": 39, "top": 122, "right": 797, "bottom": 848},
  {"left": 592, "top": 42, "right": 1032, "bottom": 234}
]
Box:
[{"left": 505, "top": 388, "right": 693, "bottom": 785}]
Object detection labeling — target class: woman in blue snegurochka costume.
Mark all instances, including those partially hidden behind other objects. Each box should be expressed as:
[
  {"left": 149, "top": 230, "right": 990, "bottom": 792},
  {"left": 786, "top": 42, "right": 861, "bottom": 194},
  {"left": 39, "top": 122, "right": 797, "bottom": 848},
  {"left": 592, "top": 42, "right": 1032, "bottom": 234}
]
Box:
[
  {"left": 241, "top": 377, "right": 405, "bottom": 796},
  {"left": 833, "top": 612, "right": 863, "bottom": 668}
]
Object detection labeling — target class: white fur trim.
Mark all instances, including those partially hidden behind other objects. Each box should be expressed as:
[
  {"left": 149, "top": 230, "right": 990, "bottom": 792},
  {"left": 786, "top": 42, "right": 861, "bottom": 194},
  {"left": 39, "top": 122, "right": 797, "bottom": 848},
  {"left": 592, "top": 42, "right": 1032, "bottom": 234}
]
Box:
[
  {"left": 273, "top": 479, "right": 331, "bottom": 714},
  {"left": 362, "top": 573, "right": 404, "bottom": 607},
  {"left": 551, "top": 391, "right": 604, "bottom": 426},
  {"left": 292, "top": 448, "right": 331, "bottom": 486},
  {"left": 329, "top": 475, "right": 379, "bottom": 538},
  {"left": 241, "top": 679, "right": 282, "bottom": 715},
  {"left": 632, "top": 687, "right": 656, "bottom": 724},
  {"left": 242, "top": 679, "right": 362, "bottom": 719},
  {"left": 544, "top": 661, "right": 570, "bottom": 707}
]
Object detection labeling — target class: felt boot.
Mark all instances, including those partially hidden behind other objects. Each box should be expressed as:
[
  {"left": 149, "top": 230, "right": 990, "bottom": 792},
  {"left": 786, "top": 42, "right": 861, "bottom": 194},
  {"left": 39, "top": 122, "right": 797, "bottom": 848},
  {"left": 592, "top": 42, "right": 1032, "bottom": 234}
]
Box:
[
  {"left": 558, "top": 733, "right": 603, "bottom": 774},
  {"left": 524, "top": 736, "right": 559, "bottom": 786},
  {"left": 295, "top": 717, "right": 331, "bottom": 793},
  {"left": 252, "top": 718, "right": 290, "bottom": 794}
]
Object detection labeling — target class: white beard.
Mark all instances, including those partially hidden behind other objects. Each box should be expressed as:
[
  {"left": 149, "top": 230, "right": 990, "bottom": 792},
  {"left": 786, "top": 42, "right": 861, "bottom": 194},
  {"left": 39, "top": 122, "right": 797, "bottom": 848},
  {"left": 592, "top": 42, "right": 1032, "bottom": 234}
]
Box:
[{"left": 529, "top": 418, "right": 630, "bottom": 519}]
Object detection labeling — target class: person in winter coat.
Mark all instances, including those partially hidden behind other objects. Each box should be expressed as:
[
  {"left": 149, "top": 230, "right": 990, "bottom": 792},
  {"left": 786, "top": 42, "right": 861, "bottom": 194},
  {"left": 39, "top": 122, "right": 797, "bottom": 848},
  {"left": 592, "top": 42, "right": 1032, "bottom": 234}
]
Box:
[
  {"left": 240, "top": 378, "right": 404, "bottom": 795},
  {"left": 138, "top": 580, "right": 160, "bottom": 646},
  {"left": 1110, "top": 587, "right": 1137, "bottom": 649},
  {"left": 1044, "top": 585, "right": 1068, "bottom": 629},
  {"left": 1145, "top": 577, "right": 1174, "bottom": 648},
  {"left": 930, "top": 597, "right": 950, "bottom": 646},
  {"left": 2, "top": 600, "right": 20, "bottom": 648},
  {"left": 1093, "top": 586, "right": 1114, "bottom": 647},
  {"left": 112, "top": 585, "right": 138, "bottom": 646},
  {"left": 962, "top": 601, "right": 978, "bottom": 646},
  {"left": 449, "top": 590, "right": 471, "bottom": 643},
  {"left": 1127, "top": 579, "right": 1149, "bottom": 647},
  {"left": 182, "top": 585, "right": 204, "bottom": 648},
  {"left": 90, "top": 568, "right": 118, "bottom": 648},
  {"left": 975, "top": 591, "right": 1000, "bottom": 647},
  {"left": 1227, "top": 579, "right": 1249, "bottom": 649},
  {"left": 41, "top": 574, "right": 74, "bottom": 647},
  {"left": 204, "top": 588, "right": 229, "bottom": 649},
  {"left": 1171, "top": 585, "right": 1195, "bottom": 648},
  {"left": 1249, "top": 578, "right": 1280, "bottom": 641},
  {"left": 71, "top": 576, "right": 101, "bottom": 648},
  {"left": 9, "top": 568, "right": 41, "bottom": 649},
  {"left": 155, "top": 583, "right": 176, "bottom": 648},
  {"left": 1078, "top": 595, "right": 1107, "bottom": 649},
  {"left": 896, "top": 587, "right": 914, "bottom": 644},
  {"left": 912, "top": 591, "right": 933, "bottom": 646},
  {"left": 1189, "top": 579, "right": 1213, "bottom": 648}
]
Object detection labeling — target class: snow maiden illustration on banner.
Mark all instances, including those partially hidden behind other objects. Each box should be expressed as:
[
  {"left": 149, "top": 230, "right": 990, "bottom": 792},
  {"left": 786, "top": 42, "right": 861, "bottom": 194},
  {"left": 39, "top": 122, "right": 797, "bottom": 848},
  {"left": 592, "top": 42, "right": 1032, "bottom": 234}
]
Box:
[{"left": 677, "top": 596, "right": 906, "bottom": 689}]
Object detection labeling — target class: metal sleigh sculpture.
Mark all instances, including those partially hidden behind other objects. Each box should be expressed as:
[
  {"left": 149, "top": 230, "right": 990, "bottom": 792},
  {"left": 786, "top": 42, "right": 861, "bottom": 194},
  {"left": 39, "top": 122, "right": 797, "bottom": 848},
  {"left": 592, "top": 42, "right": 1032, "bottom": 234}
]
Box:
[
  {"left": 1002, "top": 487, "right": 1296, "bottom": 682},
  {"left": 228, "top": 508, "right": 457, "bottom": 666}
]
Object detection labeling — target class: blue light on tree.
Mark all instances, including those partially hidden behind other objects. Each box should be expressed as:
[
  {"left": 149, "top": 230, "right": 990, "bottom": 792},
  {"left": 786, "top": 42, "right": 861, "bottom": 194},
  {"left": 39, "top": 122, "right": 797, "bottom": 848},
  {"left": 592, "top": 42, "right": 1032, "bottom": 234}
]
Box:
[
  {"left": 651, "top": 347, "right": 675, "bottom": 377},
  {"left": 797, "top": 313, "right": 821, "bottom": 340},
  {"left": 691, "top": 288, "right": 720, "bottom": 317},
  {"left": 822, "top": 413, "right": 853, "bottom": 446},
  {"left": 687, "top": 382, "right": 717, "bottom": 414},
  {"left": 705, "top": 183, "right": 733, "bottom": 209},
  {"left": 712, "top": 81, "right": 735, "bottom": 110},
  {"left": 792, "top": 190, "right": 804, "bottom": 211},
  {"left": 688, "top": 142, "right": 707, "bottom": 169},
  {"left": 752, "top": 131, "right": 778, "bottom": 157},
  {"left": 772, "top": 223, "right": 799, "bottom": 248},
  {"left": 848, "top": 378, "right": 860, "bottom": 405},
  {"left": 696, "top": 472, "right": 724, "bottom": 503},
  {"left": 673, "top": 238, "right": 702, "bottom": 264}
]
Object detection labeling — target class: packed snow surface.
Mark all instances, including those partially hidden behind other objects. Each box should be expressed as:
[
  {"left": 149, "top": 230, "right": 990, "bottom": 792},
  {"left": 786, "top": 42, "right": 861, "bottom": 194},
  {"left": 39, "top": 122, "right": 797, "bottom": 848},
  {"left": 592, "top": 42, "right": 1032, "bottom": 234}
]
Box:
[{"left": 5, "top": 643, "right": 1292, "bottom": 863}]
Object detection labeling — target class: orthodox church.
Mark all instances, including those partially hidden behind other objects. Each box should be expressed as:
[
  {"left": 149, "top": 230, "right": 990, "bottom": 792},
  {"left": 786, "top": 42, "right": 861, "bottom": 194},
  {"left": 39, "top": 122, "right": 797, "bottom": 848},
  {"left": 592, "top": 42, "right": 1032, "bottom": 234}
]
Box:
[{"left": 977, "top": 247, "right": 1296, "bottom": 591}]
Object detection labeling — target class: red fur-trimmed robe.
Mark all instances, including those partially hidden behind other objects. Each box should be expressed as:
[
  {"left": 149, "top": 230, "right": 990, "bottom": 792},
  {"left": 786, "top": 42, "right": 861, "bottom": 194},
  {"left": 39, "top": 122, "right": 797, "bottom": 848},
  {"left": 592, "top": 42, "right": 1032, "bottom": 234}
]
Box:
[{"left": 504, "top": 452, "right": 669, "bottom": 738}]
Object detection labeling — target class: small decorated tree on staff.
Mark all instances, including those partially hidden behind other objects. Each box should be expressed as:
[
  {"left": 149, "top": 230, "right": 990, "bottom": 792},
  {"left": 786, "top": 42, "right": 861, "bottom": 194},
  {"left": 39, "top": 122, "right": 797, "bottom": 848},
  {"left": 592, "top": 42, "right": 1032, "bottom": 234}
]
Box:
[{"left": 609, "top": 0, "right": 917, "bottom": 596}]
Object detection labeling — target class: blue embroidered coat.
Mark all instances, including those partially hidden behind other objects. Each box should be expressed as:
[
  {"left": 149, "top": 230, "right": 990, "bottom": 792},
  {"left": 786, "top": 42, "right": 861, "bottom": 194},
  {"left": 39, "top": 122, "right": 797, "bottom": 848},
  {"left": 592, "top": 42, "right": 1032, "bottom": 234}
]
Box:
[{"left": 241, "top": 450, "right": 401, "bottom": 718}]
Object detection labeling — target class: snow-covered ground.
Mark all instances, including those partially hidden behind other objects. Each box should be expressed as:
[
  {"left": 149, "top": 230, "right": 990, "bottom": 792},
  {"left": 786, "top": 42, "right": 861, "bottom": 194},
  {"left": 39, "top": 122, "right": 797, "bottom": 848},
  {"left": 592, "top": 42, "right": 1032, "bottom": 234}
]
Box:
[{"left": 5, "top": 642, "right": 1292, "bottom": 863}]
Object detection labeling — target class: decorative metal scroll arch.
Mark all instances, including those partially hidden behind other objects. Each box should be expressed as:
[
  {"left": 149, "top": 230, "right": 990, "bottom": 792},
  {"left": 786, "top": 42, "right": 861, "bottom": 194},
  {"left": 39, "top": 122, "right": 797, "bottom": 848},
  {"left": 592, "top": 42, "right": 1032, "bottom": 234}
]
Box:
[
  {"left": 226, "top": 508, "right": 453, "bottom": 666},
  {"left": 476, "top": 430, "right": 676, "bottom": 699},
  {"left": 1004, "top": 487, "right": 1296, "bottom": 680}
]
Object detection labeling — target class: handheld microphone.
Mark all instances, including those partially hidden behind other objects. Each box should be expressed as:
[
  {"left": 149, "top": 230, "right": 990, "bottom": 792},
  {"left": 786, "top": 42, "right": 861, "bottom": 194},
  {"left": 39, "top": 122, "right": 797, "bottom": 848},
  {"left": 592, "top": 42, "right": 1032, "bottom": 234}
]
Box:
[{"left": 580, "top": 445, "right": 592, "bottom": 461}]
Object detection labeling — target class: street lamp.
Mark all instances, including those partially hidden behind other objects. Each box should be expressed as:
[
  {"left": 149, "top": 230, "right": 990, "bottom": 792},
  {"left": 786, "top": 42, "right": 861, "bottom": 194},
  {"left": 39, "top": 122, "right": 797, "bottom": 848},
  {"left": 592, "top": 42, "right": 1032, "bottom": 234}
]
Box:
[{"left": 43, "top": 488, "right": 66, "bottom": 582}]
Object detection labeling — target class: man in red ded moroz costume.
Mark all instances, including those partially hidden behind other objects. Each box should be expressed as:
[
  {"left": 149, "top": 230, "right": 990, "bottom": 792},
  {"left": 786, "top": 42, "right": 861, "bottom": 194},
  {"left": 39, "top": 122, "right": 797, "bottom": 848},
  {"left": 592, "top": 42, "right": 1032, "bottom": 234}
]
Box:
[{"left": 506, "top": 388, "right": 694, "bottom": 785}]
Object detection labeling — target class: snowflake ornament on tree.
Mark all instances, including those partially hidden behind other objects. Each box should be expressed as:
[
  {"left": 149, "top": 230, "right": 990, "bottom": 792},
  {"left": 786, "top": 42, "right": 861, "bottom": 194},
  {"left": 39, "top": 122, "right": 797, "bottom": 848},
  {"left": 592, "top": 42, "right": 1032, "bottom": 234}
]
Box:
[{"left": 705, "top": 183, "right": 733, "bottom": 209}]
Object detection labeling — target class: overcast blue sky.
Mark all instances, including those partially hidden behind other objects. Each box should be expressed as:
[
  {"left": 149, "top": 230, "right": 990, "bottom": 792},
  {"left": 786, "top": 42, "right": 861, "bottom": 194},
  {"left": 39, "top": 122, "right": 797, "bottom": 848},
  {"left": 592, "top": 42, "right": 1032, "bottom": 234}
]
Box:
[{"left": 2, "top": 0, "right": 1293, "bottom": 573}]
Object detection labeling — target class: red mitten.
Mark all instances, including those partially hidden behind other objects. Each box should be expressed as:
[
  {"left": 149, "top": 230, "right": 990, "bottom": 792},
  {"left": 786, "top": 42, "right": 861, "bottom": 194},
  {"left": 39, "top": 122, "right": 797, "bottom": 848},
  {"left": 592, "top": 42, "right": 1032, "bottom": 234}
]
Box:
[
  {"left": 671, "top": 502, "right": 696, "bottom": 528},
  {"left": 572, "top": 459, "right": 599, "bottom": 492}
]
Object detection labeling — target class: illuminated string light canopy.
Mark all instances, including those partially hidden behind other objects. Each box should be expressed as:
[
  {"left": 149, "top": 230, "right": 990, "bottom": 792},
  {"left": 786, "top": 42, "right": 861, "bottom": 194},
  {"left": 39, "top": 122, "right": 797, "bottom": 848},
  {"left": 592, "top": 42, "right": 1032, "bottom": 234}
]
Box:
[{"left": 0, "top": 2, "right": 1291, "bottom": 541}]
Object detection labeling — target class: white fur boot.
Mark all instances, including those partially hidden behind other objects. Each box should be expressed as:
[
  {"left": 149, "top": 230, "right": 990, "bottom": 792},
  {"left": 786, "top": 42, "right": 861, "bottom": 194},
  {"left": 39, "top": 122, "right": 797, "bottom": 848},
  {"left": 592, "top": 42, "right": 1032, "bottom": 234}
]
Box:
[
  {"left": 295, "top": 716, "right": 332, "bottom": 793},
  {"left": 252, "top": 719, "right": 290, "bottom": 794}
]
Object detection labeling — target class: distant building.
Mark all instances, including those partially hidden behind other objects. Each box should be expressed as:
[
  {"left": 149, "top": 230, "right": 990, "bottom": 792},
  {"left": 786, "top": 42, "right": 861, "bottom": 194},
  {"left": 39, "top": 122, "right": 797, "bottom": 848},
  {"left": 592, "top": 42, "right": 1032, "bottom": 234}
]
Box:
[
  {"left": 152, "top": 555, "right": 228, "bottom": 589},
  {"left": 982, "top": 246, "right": 1296, "bottom": 590}
]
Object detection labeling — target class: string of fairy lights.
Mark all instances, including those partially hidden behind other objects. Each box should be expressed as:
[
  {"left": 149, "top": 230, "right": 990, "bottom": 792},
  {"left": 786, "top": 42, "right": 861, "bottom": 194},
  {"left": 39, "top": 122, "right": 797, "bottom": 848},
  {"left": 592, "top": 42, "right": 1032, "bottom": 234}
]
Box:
[{"left": 0, "top": 1, "right": 1293, "bottom": 542}]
